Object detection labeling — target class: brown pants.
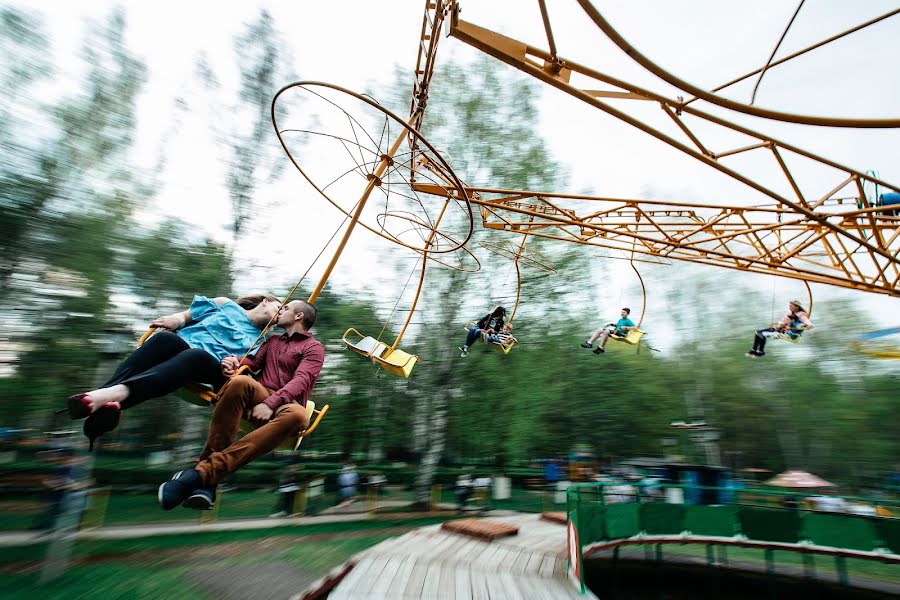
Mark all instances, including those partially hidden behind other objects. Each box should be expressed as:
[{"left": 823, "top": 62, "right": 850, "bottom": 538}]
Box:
[{"left": 194, "top": 375, "right": 310, "bottom": 486}]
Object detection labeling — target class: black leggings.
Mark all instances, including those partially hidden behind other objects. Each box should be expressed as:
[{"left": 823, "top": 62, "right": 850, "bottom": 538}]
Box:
[
  {"left": 752, "top": 328, "right": 777, "bottom": 353},
  {"left": 101, "top": 331, "right": 224, "bottom": 410}
]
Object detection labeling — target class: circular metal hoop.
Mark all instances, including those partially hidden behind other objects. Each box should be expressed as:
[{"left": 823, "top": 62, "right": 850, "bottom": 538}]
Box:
[
  {"left": 272, "top": 81, "right": 474, "bottom": 255},
  {"left": 377, "top": 211, "right": 481, "bottom": 272}
]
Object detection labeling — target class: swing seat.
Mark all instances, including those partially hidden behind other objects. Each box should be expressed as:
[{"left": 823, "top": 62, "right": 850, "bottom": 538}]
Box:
[
  {"left": 342, "top": 328, "right": 420, "bottom": 378},
  {"left": 771, "top": 326, "right": 809, "bottom": 344},
  {"left": 610, "top": 329, "right": 645, "bottom": 345},
  {"left": 239, "top": 400, "right": 330, "bottom": 451}
]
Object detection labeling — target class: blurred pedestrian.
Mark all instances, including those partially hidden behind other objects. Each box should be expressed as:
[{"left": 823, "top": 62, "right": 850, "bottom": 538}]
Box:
[{"left": 337, "top": 463, "right": 359, "bottom": 505}]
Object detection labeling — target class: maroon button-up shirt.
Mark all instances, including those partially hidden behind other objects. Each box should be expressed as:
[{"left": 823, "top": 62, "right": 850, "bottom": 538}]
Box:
[{"left": 240, "top": 330, "right": 325, "bottom": 410}]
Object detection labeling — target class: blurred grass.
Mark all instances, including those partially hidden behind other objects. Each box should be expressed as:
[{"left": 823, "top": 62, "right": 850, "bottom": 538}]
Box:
[{"left": 0, "top": 485, "right": 554, "bottom": 532}]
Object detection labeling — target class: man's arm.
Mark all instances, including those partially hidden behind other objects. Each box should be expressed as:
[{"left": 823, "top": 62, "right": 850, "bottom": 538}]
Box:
[
  {"left": 239, "top": 337, "right": 270, "bottom": 372},
  {"left": 263, "top": 341, "right": 326, "bottom": 411}
]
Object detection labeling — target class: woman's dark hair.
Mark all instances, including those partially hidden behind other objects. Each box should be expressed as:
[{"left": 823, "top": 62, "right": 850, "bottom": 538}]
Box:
[
  {"left": 492, "top": 306, "right": 507, "bottom": 317},
  {"left": 235, "top": 294, "right": 279, "bottom": 310}
]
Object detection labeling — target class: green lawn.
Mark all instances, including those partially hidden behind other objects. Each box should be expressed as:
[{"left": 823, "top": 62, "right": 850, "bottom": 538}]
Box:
[{"left": 0, "top": 517, "right": 452, "bottom": 599}]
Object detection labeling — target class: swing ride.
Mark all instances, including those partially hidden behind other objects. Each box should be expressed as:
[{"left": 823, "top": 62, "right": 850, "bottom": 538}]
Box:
[
  {"left": 262, "top": 0, "right": 899, "bottom": 379},
  {"left": 463, "top": 236, "right": 556, "bottom": 354}
]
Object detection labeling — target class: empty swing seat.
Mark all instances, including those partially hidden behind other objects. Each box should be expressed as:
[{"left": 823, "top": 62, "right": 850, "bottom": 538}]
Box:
[{"left": 342, "top": 328, "right": 420, "bottom": 378}]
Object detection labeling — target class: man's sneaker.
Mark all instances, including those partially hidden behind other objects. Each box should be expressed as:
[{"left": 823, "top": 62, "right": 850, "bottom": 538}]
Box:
[
  {"left": 158, "top": 469, "right": 202, "bottom": 511},
  {"left": 183, "top": 485, "right": 216, "bottom": 510},
  {"left": 593, "top": 347, "right": 605, "bottom": 354},
  {"left": 756, "top": 351, "right": 765, "bottom": 357},
  {"left": 458, "top": 346, "right": 468, "bottom": 357},
  {"left": 580, "top": 342, "right": 593, "bottom": 349}
]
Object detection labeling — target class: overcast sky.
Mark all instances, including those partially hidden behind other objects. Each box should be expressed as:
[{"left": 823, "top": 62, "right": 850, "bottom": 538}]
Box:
[{"left": 14, "top": 0, "right": 900, "bottom": 353}]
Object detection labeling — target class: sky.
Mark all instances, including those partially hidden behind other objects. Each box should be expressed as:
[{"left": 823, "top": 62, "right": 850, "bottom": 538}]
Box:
[{"left": 12, "top": 0, "right": 900, "bottom": 354}]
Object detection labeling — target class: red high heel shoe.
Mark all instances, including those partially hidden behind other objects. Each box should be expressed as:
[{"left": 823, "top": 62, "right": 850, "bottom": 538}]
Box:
[
  {"left": 59, "top": 393, "right": 93, "bottom": 420},
  {"left": 83, "top": 402, "right": 121, "bottom": 452}
]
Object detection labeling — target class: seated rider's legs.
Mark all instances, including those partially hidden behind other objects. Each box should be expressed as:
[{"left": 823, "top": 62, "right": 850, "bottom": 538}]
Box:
[
  {"left": 752, "top": 327, "right": 778, "bottom": 353},
  {"left": 88, "top": 332, "right": 224, "bottom": 411},
  {"left": 598, "top": 328, "right": 613, "bottom": 349},
  {"left": 586, "top": 327, "right": 606, "bottom": 345},
  {"left": 463, "top": 326, "right": 483, "bottom": 349},
  {"left": 195, "top": 377, "right": 310, "bottom": 487}
]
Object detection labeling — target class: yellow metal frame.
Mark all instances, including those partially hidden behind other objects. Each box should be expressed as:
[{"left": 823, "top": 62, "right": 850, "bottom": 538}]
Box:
[{"left": 405, "top": 2, "right": 900, "bottom": 298}]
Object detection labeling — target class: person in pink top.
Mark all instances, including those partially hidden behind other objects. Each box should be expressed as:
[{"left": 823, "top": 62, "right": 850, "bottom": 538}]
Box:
[
  {"left": 158, "top": 299, "right": 325, "bottom": 511},
  {"left": 746, "top": 300, "right": 814, "bottom": 358}
]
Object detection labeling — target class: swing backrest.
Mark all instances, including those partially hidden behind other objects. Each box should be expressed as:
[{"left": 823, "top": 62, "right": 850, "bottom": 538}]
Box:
[{"left": 610, "top": 329, "right": 645, "bottom": 346}]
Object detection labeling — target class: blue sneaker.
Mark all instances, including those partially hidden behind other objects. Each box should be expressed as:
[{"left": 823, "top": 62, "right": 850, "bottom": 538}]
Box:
[
  {"left": 158, "top": 469, "right": 202, "bottom": 511},
  {"left": 183, "top": 485, "right": 217, "bottom": 510}
]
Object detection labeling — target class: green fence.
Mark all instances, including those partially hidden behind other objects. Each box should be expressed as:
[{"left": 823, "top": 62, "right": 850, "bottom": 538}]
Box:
[{"left": 566, "top": 482, "right": 899, "bottom": 595}]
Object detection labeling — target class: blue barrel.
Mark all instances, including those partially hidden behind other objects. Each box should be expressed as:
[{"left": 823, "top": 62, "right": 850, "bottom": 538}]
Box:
[{"left": 880, "top": 192, "right": 900, "bottom": 207}]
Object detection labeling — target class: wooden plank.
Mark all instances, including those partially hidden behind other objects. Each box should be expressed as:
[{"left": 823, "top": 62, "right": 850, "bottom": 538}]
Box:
[
  {"left": 454, "top": 566, "right": 472, "bottom": 600},
  {"left": 469, "top": 568, "right": 491, "bottom": 600},
  {"left": 366, "top": 555, "right": 406, "bottom": 597},
  {"left": 385, "top": 556, "right": 419, "bottom": 599},
  {"left": 420, "top": 561, "right": 443, "bottom": 599},
  {"left": 525, "top": 551, "right": 546, "bottom": 575},
  {"left": 402, "top": 559, "right": 429, "bottom": 598},
  {"left": 329, "top": 557, "right": 372, "bottom": 597},
  {"left": 438, "top": 561, "right": 456, "bottom": 600},
  {"left": 499, "top": 571, "right": 526, "bottom": 600},
  {"left": 353, "top": 555, "right": 390, "bottom": 594},
  {"left": 510, "top": 549, "right": 534, "bottom": 575},
  {"left": 484, "top": 567, "right": 510, "bottom": 599},
  {"left": 538, "top": 553, "right": 557, "bottom": 578}
]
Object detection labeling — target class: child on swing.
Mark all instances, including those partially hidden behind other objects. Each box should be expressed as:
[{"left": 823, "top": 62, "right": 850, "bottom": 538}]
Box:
[
  {"left": 483, "top": 323, "right": 517, "bottom": 350},
  {"left": 746, "top": 300, "right": 813, "bottom": 358}
]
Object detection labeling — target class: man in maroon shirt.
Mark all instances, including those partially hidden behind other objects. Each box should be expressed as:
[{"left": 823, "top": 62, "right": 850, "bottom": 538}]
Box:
[{"left": 158, "top": 299, "right": 325, "bottom": 511}]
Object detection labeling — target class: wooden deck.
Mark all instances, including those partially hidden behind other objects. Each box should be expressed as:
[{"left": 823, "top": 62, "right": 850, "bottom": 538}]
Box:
[{"left": 325, "top": 513, "right": 596, "bottom": 599}]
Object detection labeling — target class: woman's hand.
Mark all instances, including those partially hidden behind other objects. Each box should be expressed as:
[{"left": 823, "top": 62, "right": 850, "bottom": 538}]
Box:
[
  {"left": 221, "top": 355, "right": 240, "bottom": 377},
  {"left": 150, "top": 313, "right": 185, "bottom": 331}
]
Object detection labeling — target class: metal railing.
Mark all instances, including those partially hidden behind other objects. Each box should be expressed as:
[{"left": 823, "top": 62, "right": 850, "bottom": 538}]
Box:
[{"left": 565, "top": 482, "right": 900, "bottom": 595}]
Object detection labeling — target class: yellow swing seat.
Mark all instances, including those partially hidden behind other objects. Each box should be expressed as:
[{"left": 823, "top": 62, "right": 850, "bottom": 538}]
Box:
[
  {"left": 609, "top": 329, "right": 646, "bottom": 346},
  {"left": 462, "top": 321, "right": 516, "bottom": 354},
  {"left": 239, "top": 399, "right": 330, "bottom": 451},
  {"left": 772, "top": 326, "right": 810, "bottom": 345},
  {"left": 341, "top": 327, "right": 420, "bottom": 378}
]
